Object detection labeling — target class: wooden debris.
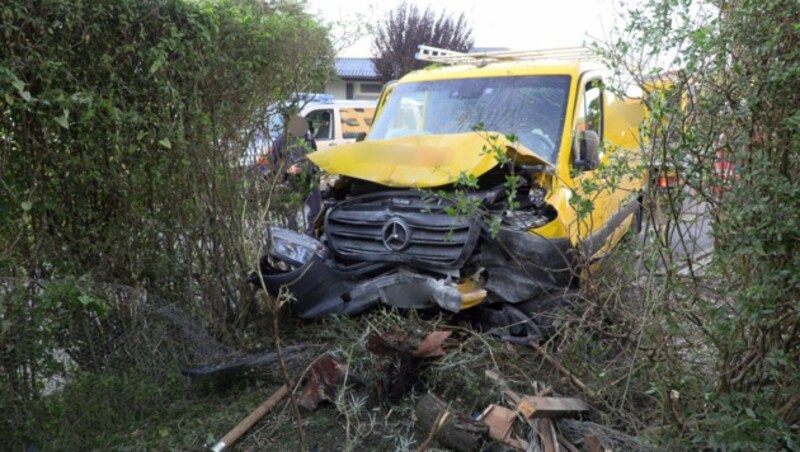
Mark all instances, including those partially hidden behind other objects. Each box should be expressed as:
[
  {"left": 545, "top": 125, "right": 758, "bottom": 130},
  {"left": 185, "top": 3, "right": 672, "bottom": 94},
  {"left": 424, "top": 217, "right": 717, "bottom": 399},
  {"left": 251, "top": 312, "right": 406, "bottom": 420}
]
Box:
[
  {"left": 537, "top": 418, "right": 559, "bottom": 452},
  {"left": 503, "top": 389, "right": 543, "bottom": 446},
  {"left": 414, "top": 393, "right": 488, "bottom": 452},
  {"left": 297, "top": 357, "right": 349, "bottom": 411},
  {"left": 479, "top": 405, "right": 529, "bottom": 450},
  {"left": 210, "top": 382, "right": 292, "bottom": 452},
  {"left": 417, "top": 409, "right": 450, "bottom": 452},
  {"left": 517, "top": 396, "right": 589, "bottom": 419}
]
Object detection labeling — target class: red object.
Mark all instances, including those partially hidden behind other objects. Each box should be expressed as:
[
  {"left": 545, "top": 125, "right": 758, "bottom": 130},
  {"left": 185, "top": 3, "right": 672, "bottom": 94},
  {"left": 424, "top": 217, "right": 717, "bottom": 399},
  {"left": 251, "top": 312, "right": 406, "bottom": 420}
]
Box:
[
  {"left": 713, "top": 149, "right": 738, "bottom": 195},
  {"left": 657, "top": 174, "right": 679, "bottom": 188},
  {"left": 297, "top": 357, "right": 348, "bottom": 411}
]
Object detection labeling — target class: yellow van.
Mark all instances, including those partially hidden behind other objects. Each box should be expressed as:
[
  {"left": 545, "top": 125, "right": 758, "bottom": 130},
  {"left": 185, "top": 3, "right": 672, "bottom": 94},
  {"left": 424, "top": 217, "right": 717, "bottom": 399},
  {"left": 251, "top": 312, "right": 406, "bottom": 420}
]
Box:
[{"left": 252, "top": 47, "right": 648, "bottom": 339}]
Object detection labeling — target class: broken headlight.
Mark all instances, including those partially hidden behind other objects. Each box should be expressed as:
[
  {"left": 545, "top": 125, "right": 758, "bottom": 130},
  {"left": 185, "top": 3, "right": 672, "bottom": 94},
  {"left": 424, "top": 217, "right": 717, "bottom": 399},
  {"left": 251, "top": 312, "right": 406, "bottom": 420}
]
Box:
[
  {"left": 267, "top": 227, "right": 326, "bottom": 268},
  {"left": 502, "top": 210, "right": 551, "bottom": 231}
]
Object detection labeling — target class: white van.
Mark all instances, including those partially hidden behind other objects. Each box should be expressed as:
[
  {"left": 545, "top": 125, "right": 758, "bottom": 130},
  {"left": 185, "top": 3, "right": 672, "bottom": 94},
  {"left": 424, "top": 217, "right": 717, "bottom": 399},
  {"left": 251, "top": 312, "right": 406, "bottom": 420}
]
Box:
[
  {"left": 242, "top": 94, "right": 377, "bottom": 166},
  {"left": 301, "top": 96, "right": 376, "bottom": 149}
]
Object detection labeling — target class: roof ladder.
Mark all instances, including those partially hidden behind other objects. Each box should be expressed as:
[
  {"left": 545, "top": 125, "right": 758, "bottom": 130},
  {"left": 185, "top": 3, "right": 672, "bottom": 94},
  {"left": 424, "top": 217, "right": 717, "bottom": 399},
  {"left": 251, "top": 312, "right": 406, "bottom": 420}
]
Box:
[{"left": 415, "top": 45, "right": 596, "bottom": 65}]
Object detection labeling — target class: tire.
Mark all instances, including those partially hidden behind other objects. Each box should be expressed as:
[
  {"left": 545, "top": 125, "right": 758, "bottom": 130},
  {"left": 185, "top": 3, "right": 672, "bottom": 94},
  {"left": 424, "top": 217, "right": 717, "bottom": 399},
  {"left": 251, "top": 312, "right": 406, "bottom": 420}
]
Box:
[{"left": 632, "top": 195, "right": 644, "bottom": 234}]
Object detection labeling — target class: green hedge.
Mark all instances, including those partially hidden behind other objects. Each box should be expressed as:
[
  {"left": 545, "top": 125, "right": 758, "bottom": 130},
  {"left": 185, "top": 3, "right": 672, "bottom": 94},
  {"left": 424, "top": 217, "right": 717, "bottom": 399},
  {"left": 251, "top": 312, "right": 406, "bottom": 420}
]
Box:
[
  {"left": 0, "top": 0, "right": 331, "bottom": 295},
  {"left": 0, "top": 1, "right": 332, "bottom": 447}
]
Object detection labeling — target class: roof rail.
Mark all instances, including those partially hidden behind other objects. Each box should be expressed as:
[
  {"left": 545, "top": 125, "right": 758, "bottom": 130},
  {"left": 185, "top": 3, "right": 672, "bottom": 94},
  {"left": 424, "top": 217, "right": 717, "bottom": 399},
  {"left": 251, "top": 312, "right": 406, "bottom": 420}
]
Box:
[{"left": 415, "top": 45, "right": 596, "bottom": 65}]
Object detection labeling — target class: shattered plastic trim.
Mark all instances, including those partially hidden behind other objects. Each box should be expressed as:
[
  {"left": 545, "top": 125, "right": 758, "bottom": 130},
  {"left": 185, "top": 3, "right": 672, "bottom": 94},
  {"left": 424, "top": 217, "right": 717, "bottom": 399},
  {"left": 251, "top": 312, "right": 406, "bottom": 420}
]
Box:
[{"left": 251, "top": 226, "right": 577, "bottom": 326}]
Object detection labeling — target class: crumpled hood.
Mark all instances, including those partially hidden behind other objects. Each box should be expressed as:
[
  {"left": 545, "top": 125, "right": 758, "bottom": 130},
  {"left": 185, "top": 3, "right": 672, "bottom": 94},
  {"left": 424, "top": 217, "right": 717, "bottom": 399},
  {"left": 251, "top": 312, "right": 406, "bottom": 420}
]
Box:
[{"left": 307, "top": 132, "right": 550, "bottom": 188}]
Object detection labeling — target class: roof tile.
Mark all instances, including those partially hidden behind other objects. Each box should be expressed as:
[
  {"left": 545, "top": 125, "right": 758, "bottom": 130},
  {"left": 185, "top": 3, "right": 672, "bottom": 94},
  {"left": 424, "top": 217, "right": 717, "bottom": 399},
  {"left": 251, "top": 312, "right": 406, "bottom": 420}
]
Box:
[{"left": 335, "top": 58, "right": 379, "bottom": 80}]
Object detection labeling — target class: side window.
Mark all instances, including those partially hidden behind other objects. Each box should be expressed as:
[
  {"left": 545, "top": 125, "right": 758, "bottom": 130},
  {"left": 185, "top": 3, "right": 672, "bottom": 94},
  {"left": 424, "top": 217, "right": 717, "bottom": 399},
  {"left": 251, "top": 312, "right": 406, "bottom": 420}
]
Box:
[
  {"left": 576, "top": 79, "right": 604, "bottom": 139},
  {"left": 340, "top": 107, "right": 376, "bottom": 139},
  {"left": 306, "top": 109, "right": 333, "bottom": 141},
  {"left": 573, "top": 79, "right": 604, "bottom": 168},
  {"left": 359, "top": 83, "right": 383, "bottom": 95}
]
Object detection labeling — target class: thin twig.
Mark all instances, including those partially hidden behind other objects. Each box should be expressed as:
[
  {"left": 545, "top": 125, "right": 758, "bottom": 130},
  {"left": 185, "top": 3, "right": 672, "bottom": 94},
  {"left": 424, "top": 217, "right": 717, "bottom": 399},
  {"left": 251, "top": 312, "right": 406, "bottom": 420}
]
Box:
[
  {"left": 270, "top": 298, "right": 308, "bottom": 451},
  {"left": 529, "top": 342, "right": 599, "bottom": 400}
]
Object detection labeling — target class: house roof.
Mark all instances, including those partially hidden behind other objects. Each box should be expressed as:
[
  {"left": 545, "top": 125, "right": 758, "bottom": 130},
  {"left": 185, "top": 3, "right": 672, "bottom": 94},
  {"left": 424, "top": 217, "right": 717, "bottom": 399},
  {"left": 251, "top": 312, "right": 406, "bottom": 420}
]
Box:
[{"left": 335, "top": 58, "right": 379, "bottom": 80}]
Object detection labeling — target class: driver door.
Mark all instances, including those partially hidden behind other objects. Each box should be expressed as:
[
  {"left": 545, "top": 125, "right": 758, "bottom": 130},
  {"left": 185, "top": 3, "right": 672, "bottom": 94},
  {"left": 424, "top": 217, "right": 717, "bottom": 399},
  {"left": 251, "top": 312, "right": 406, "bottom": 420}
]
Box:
[{"left": 570, "top": 76, "right": 614, "bottom": 258}]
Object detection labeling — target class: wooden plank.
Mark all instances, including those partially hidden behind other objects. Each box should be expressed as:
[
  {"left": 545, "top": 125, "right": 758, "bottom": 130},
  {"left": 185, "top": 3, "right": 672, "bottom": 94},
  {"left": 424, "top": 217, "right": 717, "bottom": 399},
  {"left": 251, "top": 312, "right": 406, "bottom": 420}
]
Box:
[
  {"left": 414, "top": 393, "right": 488, "bottom": 452},
  {"left": 537, "top": 418, "right": 559, "bottom": 452},
  {"left": 480, "top": 405, "right": 529, "bottom": 450},
  {"left": 210, "top": 382, "right": 291, "bottom": 451},
  {"left": 518, "top": 396, "right": 589, "bottom": 419}
]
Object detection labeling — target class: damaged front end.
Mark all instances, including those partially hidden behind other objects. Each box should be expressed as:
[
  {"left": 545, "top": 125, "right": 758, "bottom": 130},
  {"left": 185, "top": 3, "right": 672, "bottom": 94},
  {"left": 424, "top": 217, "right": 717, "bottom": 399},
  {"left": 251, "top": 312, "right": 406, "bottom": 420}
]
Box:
[{"left": 250, "top": 136, "right": 578, "bottom": 340}]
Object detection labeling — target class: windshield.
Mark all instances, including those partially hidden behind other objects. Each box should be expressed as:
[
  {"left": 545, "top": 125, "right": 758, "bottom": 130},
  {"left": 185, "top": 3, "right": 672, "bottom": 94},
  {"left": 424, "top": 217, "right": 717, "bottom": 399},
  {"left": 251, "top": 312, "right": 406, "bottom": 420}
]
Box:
[{"left": 368, "top": 75, "right": 571, "bottom": 164}]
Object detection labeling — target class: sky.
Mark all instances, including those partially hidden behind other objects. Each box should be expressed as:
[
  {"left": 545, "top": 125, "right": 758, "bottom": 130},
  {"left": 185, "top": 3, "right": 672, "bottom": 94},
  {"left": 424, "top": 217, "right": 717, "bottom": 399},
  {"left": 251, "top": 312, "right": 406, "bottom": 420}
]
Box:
[{"left": 304, "top": 0, "right": 625, "bottom": 57}]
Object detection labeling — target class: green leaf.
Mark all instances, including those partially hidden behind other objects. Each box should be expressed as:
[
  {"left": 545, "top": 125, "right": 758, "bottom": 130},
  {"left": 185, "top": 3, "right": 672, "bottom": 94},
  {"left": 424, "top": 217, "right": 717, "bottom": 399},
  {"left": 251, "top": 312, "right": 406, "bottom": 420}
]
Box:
[
  {"left": 149, "top": 58, "right": 164, "bottom": 75},
  {"left": 11, "top": 78, "right": 31, "bottom": 102},
  {"left": 20, "top": 201, "right": 32, "bottom": 212},
  {"left": 158, "top": 138, "right": 172, "bottom": 149},
  {"left": 54, "top": 109, "right": 69, "bottom": 129},
  {"left": 78, "top": 294, "right": 93, "bottom": 307}
]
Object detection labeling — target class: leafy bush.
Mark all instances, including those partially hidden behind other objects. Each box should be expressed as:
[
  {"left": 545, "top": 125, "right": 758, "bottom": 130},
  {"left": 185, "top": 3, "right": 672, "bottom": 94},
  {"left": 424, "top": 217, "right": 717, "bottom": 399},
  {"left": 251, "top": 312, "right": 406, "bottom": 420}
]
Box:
[
  {"left": 0, "top": 0, "right": 332, "bottom": 448},
  {"left": 0, "top": 0, "right": 332, "bottom": 303},
  {"left": 594, "top": 0, "right": 800, "bottom": 448}
]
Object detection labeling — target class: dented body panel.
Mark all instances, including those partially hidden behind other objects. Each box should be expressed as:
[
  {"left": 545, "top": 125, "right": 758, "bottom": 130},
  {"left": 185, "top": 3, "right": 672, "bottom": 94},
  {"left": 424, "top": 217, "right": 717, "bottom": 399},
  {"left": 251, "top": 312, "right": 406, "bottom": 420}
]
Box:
[{"left": 308, "top": 133, "right": 549, "bottom": 188}]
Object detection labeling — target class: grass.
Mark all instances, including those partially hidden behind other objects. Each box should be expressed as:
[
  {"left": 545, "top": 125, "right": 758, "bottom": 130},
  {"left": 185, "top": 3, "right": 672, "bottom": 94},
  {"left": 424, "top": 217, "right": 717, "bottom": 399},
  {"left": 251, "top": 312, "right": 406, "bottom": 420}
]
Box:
[
  {"left": 31, "top": 307, "right": 585, "bottom": 451},
  {"left": 13, "top": 242, "right": 674, "bottom": 451}
]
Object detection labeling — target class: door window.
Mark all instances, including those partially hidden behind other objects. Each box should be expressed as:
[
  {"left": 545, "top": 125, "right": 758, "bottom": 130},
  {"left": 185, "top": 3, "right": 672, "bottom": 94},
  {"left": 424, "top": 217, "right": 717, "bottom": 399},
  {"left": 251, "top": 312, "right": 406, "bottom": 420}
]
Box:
[
  {"left": 573, "top": 79, "right": 604, "bottom": 167},
  {"left": 575, "top": 79, "right": 604, "bottom": 139},
  {"left": 306, "top": 109, "right": 334, "bottom": 141}
]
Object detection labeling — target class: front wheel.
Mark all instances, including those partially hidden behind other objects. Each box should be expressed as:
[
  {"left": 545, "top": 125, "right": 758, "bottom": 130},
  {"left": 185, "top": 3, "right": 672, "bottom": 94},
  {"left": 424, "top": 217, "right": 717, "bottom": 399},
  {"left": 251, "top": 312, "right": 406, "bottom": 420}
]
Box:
[{"left": 632, "top": 195, "right": 644, "bottom": 234}]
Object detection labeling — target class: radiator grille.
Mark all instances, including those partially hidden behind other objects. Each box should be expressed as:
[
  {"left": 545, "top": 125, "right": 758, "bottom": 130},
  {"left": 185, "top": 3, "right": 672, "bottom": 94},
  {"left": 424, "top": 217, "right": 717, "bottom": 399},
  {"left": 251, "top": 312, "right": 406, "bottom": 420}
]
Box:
[{"left": 325, "top": 192, "right": 480, "bottom": 269}]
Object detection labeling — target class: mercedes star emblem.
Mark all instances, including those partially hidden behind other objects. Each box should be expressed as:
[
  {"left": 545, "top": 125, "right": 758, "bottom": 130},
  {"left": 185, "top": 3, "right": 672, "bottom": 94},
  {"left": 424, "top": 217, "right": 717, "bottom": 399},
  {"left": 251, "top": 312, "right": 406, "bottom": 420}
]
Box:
[{"left": 382, "top": 218, "right": 411, "bottom": 251}]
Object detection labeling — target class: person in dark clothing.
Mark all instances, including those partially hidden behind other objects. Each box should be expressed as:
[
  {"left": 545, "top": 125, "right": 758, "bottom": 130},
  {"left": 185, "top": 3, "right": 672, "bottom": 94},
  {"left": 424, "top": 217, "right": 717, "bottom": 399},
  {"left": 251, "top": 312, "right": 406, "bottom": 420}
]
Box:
[{"left": 269, "top": 116, "right": 322, "bottom": 236}]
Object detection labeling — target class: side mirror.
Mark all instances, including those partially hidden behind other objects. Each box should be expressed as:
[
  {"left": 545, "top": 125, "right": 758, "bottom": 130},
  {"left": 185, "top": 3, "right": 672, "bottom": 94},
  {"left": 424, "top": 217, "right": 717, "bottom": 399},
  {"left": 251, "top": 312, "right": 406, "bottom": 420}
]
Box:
[
  {"left": 355, "top": 132, "right": 367, "bottom": 142},
  {"left": 574, "top": 130, "right": 600, "bottom": 171}
]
